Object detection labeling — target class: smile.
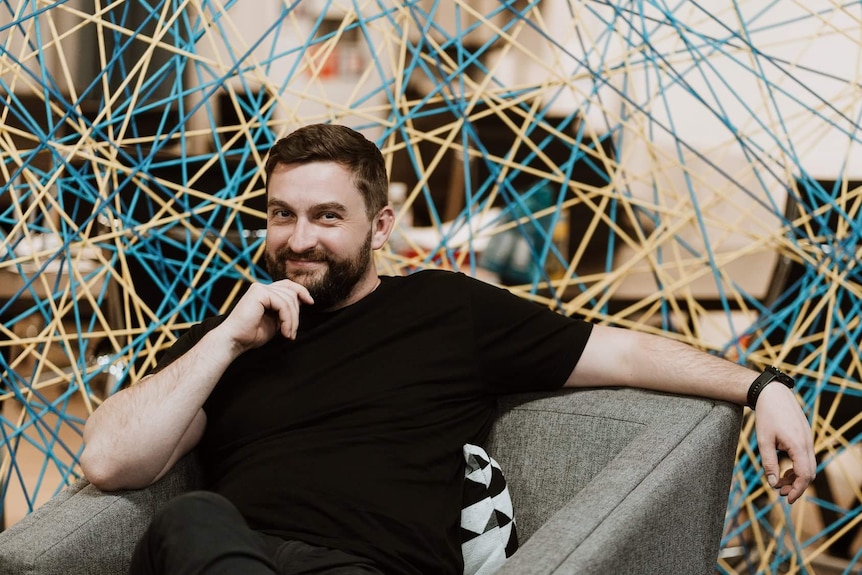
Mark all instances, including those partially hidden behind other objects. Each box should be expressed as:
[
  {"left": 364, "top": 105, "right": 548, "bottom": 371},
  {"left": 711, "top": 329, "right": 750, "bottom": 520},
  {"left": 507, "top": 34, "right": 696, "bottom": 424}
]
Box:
[{"left": 286, "top": 258, "right": 325, "bottom": 268}]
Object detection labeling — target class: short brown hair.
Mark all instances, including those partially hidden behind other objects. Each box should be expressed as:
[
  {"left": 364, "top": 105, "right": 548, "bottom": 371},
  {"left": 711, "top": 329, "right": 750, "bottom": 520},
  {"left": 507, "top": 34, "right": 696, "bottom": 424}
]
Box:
[{"left": 265, "top": 124, "right": 388, "bottom": 217}]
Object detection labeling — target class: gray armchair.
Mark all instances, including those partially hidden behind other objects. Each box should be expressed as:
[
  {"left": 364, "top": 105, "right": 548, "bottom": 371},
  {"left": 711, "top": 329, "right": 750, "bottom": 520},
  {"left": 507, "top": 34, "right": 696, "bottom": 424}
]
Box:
[{"left": 0, "top": 388, "right": 742, "bottom": 575}]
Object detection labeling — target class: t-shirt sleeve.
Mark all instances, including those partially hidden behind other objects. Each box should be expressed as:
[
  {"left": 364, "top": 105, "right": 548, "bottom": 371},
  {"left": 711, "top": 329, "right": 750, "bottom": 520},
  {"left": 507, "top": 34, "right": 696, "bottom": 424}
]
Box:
[{"left": 463, "top": 274, "right": 594, "bottom": 394}]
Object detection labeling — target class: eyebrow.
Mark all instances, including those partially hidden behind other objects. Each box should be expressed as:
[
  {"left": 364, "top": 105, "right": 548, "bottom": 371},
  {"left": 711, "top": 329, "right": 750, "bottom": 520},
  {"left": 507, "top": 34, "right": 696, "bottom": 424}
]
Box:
[
  {"left": 266, "top": 199, "right": 348, "bottom": 213},
  {"left": 312, "top": 201, "right": 349, "bottom": 213}
]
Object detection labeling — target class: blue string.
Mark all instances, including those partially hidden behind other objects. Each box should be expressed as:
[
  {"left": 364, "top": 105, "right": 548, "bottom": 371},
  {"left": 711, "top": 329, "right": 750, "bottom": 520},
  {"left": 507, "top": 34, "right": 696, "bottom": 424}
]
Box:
[{"left": 2, "top": 2, "right": 862, "bottom": 570}]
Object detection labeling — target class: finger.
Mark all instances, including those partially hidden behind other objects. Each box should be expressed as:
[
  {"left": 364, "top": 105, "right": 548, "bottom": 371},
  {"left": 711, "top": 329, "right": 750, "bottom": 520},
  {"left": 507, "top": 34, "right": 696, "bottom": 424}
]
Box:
[
  {"left": 784, "top": 473, "right": 807, "bottom": 504},
  {"left": 295, "top": 284, "right": 314, "bottom": 305},
  {"left": 258, "top": 286, "right": 300, "bottom": 340},
  {"left": 776, "top": 468, "right": 797, "bottom": 487},
  {"left": 784, "top": 452, "right": 816, "bottom": 504},
  {"left": 273, "top": 292, "right": 301, "bottom": 339},
  {"left": 269, "top": 282, "right": 315, "bottom": 336},
  {"left": 775, "top": 460, "right": 814, "bottom": 504},
  {"left": 759, "top": 439, "right": 781, "bottom": 488},
  {"left": 781, "top": 431, "right": 817, "bottom": 500},
  {"left": 272, "top": 279, "right": 314, "bottom": 306}
]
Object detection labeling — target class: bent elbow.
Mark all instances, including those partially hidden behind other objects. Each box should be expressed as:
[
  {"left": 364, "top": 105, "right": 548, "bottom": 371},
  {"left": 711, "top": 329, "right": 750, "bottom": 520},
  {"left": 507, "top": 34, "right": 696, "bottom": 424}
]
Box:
[
  {"left": 79, "top": 447, "right": 139, "bottom": 492},
  {"left": 79, "top": 448, "right": 115, "bottom": 491}
]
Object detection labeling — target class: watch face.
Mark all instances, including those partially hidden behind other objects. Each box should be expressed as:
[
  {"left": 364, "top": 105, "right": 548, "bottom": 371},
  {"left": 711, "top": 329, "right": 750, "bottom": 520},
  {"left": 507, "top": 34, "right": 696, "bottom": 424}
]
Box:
[{"left": 768, "top": 366, "right": 795, "bottom": 388}]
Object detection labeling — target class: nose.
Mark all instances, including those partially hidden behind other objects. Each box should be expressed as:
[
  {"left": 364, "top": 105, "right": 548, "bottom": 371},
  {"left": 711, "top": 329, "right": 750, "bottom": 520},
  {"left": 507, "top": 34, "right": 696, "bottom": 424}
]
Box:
[{"left": 287, "top": 218, "right": 317, "bottom": 253}]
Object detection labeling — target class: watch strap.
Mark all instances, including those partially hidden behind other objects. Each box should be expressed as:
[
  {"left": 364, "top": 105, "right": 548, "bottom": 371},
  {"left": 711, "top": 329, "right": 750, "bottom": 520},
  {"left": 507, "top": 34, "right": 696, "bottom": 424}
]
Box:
[{"left": 747, "top": 366, "right": 795, "bottom": 409}]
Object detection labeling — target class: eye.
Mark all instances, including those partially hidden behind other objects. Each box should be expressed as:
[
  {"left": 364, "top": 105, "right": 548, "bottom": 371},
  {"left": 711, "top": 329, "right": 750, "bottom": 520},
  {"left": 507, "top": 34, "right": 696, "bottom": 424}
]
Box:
[
  {"left": 319, "top": 211, "right": 341, "bottom": 222},
  {"left": 269, "top": 208, "right": 294, "bottom": 220}
]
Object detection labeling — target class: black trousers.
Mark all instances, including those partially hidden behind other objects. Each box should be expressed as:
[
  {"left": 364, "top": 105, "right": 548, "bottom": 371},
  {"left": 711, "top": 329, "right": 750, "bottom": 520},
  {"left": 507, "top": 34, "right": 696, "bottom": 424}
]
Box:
[{"left": 129, "top": 491, "right": 385, "bottom": 575}]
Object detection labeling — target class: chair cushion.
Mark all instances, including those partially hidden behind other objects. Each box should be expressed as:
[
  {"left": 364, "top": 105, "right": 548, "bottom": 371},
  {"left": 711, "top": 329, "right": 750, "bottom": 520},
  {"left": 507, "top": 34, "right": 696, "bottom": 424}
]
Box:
[{"left": 461, "top": 444, "right": 518, "bottom": 575}]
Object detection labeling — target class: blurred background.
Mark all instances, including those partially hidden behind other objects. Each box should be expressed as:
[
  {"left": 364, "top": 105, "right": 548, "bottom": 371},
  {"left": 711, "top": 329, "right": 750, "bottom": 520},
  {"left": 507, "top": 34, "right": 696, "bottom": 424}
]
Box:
[{"left": 1, "top": 1, "right": 860, "bottom": 572}]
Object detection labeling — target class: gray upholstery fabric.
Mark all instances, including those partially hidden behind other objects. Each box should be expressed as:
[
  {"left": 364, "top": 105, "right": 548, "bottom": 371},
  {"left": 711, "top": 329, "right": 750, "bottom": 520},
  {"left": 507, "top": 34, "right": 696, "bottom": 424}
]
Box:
[
  {"left": 0, "top": 388, "right": 741, "bottom": 575},
  {"left": 0, "top": 454, "right": 201, "bottom": 575},
  {"left": 492, "top": 389, "right": 742, "bottom": 575}
]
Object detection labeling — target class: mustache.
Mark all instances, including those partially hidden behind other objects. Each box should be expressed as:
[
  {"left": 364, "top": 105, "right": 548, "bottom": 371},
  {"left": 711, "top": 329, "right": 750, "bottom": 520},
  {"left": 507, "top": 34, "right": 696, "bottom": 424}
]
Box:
[{"left": 277, "top": 247, "right": 329, "bottom": 262}]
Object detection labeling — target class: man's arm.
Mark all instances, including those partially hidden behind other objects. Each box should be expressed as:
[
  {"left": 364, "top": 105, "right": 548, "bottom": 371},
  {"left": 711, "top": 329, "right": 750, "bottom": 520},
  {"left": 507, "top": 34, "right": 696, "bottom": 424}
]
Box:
[
  {"left": 567, "top": 324, "right": 816, "bottom": 504},
  {"left": 80, "top": 329, "right": 228, "bottom": 491},
  {"left": 80, "top": 280, "right": 314, "bottom": 491}
]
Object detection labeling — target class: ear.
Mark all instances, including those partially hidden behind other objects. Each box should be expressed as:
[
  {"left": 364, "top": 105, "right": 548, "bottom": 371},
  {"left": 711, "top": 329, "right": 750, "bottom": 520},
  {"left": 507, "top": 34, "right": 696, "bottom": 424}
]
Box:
[{"left": 371, "top": 206, "right": 396, "bottom": 250}]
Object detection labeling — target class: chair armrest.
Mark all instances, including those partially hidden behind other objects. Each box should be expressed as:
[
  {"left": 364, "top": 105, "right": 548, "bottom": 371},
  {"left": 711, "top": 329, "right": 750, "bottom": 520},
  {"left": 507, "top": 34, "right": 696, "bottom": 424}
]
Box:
[
  {"left": 0, "top": 455, "right": 201, "bottom": 575},
  {"left": 493, "top": 389, "right": 742, "bottom": 575}
]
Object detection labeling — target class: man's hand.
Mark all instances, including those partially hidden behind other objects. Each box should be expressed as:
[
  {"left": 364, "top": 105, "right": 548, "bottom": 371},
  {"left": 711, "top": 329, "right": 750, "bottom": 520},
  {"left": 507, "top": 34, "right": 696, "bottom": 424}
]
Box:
[
  {"left": 754, "top": 382, "right": 817, "bottom": 504},
  {"left": 82, "top": 278, "right": 314, "bottom": 491},
  {"left": 219, "top": 279, "right": 314, "bottom": 352}
]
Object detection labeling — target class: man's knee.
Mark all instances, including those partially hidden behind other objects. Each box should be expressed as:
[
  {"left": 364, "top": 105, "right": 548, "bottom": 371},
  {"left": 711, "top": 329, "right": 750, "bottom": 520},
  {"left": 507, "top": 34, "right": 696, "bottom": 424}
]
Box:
[{"left": 133, "top": 491, "right": 274, "bottom": 575}]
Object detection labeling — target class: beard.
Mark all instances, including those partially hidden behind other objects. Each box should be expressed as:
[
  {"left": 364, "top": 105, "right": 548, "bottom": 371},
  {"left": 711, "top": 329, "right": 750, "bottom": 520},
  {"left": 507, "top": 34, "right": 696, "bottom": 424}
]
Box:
[{"left": 264, "top": 231, "right": 372, "bottom": 310}]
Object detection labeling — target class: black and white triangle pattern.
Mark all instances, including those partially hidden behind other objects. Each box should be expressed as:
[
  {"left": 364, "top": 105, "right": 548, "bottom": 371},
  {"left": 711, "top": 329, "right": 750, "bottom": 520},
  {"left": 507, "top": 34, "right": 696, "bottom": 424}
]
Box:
[{"left": 460, "top": 443, "right": 518, "bottom": 575}]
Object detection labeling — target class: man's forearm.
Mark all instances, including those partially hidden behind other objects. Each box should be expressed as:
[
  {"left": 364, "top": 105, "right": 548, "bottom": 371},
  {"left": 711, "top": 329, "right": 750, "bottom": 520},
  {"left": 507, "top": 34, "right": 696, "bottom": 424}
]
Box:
[
  {"left": 568, "top": 324, "right": 754, "bottom": 403},
  {"left": 80, "top": 327, "right": 239, "bottom": 490},
  {"left": 568, "top": 323, "right": 816, "bottom": 504}
]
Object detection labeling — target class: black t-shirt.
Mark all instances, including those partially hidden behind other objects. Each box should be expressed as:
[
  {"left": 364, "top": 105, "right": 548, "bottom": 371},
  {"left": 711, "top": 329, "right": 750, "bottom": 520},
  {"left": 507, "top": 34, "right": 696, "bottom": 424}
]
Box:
[{"left": 154, "top": 270, "right": 593, "bottom": 574}]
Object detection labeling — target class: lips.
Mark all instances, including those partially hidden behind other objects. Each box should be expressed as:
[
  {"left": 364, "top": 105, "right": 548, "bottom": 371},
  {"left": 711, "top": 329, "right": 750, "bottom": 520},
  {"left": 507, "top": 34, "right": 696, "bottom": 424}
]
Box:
[{"left": 285, "top": 257, "right": 326, "bottom": 271}]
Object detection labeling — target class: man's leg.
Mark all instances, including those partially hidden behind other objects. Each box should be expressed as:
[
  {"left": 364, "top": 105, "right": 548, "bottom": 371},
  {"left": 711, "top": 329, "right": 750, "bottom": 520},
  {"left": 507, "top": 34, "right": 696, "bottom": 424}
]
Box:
[
  {"left": 265, "top": 538, "right": 385, "bottom": 575},
  {"left": 129, "top": 491, "right": 277, "bottom": 575}
]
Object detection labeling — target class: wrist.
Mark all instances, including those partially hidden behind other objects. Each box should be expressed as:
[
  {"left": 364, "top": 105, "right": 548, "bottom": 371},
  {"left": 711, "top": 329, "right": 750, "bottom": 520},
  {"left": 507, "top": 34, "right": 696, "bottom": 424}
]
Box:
[
  {"left": 747, "top": 365, "right": 795, "bottom": 409},
  {"left": 206, "top": 323, "right": 251, "bottom": 359}
]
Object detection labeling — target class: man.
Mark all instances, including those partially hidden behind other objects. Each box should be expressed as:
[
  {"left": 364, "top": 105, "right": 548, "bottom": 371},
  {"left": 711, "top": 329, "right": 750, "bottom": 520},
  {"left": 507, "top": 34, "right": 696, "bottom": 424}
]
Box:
[{"left": 81, "top": 123, "right": 815, "bottom": 575}]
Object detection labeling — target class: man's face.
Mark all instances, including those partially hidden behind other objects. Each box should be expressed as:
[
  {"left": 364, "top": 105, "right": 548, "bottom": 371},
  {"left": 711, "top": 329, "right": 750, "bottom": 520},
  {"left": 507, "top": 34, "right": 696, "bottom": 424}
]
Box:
[{"left": 264, "top": 161, "right": 380, "bottom": 310}]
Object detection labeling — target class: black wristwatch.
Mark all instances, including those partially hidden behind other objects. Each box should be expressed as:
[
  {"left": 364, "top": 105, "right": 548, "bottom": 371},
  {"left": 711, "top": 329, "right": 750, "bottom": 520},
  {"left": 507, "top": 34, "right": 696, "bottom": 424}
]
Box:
[{"left": 747, "top": 366, "right": 795, "bottom": 409}]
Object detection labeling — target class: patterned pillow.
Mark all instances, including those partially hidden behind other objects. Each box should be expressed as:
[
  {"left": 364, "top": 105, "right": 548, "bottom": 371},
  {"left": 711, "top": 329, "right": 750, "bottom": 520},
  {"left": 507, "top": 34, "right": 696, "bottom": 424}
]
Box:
[{"left": 461, "top": 444, "right": 518, "bottom": 575}]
